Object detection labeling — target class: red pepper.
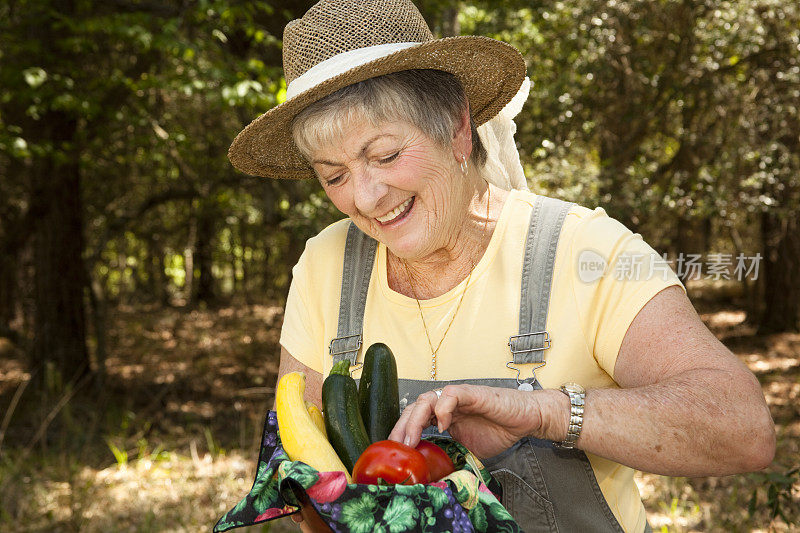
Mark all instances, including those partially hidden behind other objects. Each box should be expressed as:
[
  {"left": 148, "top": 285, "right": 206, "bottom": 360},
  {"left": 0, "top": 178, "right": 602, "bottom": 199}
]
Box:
[
  {"left": 352, "top": 440, "right": 430, "bottom": 485},
  {"left": 415, "top": 440, "right": 455, "bottom": 481}
]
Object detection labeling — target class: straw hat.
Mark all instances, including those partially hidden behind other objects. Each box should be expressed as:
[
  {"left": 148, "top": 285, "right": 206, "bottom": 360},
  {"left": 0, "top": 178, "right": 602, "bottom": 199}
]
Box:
[{"left": 228, "top": 0, "right": 527, "bottom": 179}]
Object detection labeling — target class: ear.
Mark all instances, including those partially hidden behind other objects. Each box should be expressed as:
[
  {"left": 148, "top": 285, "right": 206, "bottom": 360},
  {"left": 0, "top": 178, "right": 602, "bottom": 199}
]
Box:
[{"left": 452, "top": 105, "right": 473, "bottom": 162}]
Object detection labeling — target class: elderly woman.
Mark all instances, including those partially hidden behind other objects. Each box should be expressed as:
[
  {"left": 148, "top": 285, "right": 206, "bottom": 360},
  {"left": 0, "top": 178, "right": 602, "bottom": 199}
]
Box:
[{"left": 228, "top": 0, "right": 775, "bottom": 531}]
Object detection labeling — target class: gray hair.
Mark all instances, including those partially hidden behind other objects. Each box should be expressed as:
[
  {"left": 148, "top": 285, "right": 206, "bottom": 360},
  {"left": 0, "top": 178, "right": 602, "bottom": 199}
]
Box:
[{"left": 291, "top": 69, "right": 487, "bottom": 168}]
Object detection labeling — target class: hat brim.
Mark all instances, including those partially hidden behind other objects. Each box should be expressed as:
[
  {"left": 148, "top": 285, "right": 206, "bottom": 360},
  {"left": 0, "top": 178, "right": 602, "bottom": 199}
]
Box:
[{"left": 228, "top": 36, "right": 526, "bottom": 179}]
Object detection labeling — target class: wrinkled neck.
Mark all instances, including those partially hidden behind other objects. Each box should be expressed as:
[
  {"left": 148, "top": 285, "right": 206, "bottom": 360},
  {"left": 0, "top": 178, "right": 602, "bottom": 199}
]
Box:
[{"left": 387, "top": 182, "right": 507, "bottom": 299}]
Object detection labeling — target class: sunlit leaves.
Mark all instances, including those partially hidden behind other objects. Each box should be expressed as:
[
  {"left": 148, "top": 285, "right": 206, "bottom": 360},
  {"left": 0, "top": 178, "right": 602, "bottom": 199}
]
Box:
[
  {"left": 23, "top": 67, "right": 48, "bottom": 88},
  {"left": 3, "top": 0, "right": 797, "bottom": 305},
  {"left": 452, "top": 0, "right": 799, "bottom": 240}
]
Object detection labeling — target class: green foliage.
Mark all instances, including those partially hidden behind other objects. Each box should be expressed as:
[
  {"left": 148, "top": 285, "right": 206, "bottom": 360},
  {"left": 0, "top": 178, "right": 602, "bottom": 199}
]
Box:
[
  {"left": 106, "top": 439, "right": 129, "bottom": 467},
  {"left": 1, "top": 0, "right": 338, "bottom": 309},
  {"left": 460, "top": 0, "right": 800, "bottom": 237},
  {"left": 1, "top": 0, "right": 798, "bottom": 326},
  {"left": 748, "top": 467, "right": 800, "bottom": 526},
  {"left": 205, "top": 426, "right": 223, "bottom": 458}
]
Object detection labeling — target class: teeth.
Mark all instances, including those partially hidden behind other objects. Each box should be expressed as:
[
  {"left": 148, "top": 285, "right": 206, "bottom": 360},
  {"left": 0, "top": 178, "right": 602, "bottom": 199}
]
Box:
[{"left": 376, "top": 198, "right": 412, "bottom": 223}]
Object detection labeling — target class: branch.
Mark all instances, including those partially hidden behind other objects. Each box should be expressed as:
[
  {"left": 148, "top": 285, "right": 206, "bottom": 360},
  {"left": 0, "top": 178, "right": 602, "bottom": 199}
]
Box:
[
  {"left": 103, "top": 0, "right": 182, "bottom": 18},
  {"left": 85, "top": 186, "right": 200, "bottom": 267},
  {"left": 0, "top": 197, "right": 48, "bottom": 259},
  {"left": 688, "top": 46, "right": 788, "bottom": 90}
]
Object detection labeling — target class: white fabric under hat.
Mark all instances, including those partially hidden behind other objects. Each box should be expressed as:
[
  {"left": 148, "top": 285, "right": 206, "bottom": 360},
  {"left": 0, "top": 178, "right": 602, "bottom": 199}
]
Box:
[
  {"left": 477, "top": 77, "right": 531, "bottom": 192},
  {"left": 286, "top": 40, "right": 531, "bottom": 192}
]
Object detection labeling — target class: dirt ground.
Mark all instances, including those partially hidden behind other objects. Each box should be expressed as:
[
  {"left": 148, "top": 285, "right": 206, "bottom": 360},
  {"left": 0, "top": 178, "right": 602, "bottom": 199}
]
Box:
[{"left": 1, "top": 293, "right": 798, "bottom": 532}]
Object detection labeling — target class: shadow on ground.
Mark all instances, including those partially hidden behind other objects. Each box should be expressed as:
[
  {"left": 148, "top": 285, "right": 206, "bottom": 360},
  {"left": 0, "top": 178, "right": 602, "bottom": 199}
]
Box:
[{"left": 1, "top": 295, "right": 798, "bottom": 532}]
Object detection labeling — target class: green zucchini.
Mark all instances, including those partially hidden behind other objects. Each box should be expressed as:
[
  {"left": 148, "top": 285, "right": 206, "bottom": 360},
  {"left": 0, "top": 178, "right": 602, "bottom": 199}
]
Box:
[
  {"left": 358, "top": 343, "right": 400, "bottom": 443},
  {"left": 322, "top": 360, "right": 371, "bottom": 473}
]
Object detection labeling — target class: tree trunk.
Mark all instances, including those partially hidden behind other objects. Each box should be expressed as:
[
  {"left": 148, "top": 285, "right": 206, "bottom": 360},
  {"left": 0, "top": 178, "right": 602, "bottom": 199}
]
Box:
[
  {"left": 701, "top": 216, "right": 712, "bottom": 256},
  {"left": 30, "top": 112, "right": 90, "bottom": 388},
  {"left": 152, "top": 237, "right": 169, "bottom": 306},
  {"left": 440, "top": 2, "right": 461, "bottom": 37},
  {"left": 142, "top": 233, "right": 165, "bottom": 304},
  {"left": 597, "top": 141, "right": 638, "bottom": 231},
  {"left": 86, "top": 266, "right": 107, "bottom": 389},
  {"left": 729, "top": 223, "right": 759, "bottom": 322},
  {"left": 184, "top": 213, "right": 196, "bottom": 303},
  {"left": 239, "top": 216, "right": 251, "bottom": 303},
  {"left": 260, "top": 181, "right": 280, "bottom": 298},
  {"left": 673, "top": 213, "right": 705, "bottom": 286},
  {"left": 758, "top": 209, "right": 800, "bottom": 333},
  {"left": 0, "top": 255, "right": 18, "bottom": 340},
  {"left": 195, "top": 205, "right": 216, "bottom": 304}
]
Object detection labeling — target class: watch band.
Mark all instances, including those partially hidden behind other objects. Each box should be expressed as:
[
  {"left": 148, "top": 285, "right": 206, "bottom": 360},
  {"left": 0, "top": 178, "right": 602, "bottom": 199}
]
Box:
[{"left": 557, "top": 383, "right": 585, "bottom": 449}]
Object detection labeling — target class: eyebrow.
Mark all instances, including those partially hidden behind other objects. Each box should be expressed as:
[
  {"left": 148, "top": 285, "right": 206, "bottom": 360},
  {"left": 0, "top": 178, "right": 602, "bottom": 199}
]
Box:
[{"left": 311, "top": 133, "right": 394, "bottom": 166}]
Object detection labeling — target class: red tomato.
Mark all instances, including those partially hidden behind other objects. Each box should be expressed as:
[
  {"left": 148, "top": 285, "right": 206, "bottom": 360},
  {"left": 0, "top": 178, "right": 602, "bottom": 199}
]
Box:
[
  {"left": 415, "top": 440, "right": 455, "bottom": 481},
  {"left": 352, "top": 440, "right": 430, "bottom": 485}
]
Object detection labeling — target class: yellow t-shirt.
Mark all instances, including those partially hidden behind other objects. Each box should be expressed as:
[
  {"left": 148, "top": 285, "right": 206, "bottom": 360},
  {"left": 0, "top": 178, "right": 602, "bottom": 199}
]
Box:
[{"left": 280, "top": 189, "right": 684, "bottom": 533}]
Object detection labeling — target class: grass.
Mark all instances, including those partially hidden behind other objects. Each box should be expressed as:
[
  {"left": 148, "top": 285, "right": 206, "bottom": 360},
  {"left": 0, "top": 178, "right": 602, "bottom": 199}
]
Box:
[{"left": 0, "top": 294, "right": 798, "bottom": 532}]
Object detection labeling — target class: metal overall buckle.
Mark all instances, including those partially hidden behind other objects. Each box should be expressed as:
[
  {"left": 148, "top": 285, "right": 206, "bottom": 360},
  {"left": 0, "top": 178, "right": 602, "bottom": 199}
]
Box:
[
  {"left": 328, "top": 334, "right": 363, "bottom": 374},
  {"left": 507, "top": 331, "right": 551, "bottom": 391}
]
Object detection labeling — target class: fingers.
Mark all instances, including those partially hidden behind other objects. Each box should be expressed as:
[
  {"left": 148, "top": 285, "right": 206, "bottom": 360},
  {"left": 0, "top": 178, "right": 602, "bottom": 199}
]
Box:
[
  {"left": 388, "top": 404, "right": 410, "bottom": 443},
  {"left": 433, "top": 386, "right": 461, "bottom": 432},
  {"left": 405, "top": 390, "right": 441, "bottom": 447},
  {"left": 433, "top": 384, "right": 487, "bottom": 430},
  {"left": 388, "top": 394, "right": 419, "bottom": 443},
  {"left": 289, "top": 511, "right": 314, "bottom": 533},
  {"left": 389, "top": 390, "right": 440, "bottom": 448},
  {"left": 404, "top": 390, "right": 438, "bottom": 447},
  {"left": 390, "top": 386, "right": 480, "bottom": 447}
]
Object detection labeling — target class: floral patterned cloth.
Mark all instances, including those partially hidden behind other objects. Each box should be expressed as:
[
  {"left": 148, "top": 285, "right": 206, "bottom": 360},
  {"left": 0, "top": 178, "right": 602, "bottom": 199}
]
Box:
[{"left": 214, "top": 411, "right": 521, "bottom": 533}]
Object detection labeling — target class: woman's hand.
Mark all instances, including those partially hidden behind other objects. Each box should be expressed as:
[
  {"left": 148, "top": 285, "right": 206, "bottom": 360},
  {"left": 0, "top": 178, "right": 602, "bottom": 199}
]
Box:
[
  {"left": 388, "top": 384, "right": 566, "bottom": 458},
  {"left": 288, "top": 513, "right": 314, "bottom": 532}
]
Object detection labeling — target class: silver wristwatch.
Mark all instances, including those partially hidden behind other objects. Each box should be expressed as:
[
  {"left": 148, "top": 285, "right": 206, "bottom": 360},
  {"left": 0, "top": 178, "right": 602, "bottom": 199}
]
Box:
[{"left": 556, "top": 382, "right": 585, "bottom": 449}]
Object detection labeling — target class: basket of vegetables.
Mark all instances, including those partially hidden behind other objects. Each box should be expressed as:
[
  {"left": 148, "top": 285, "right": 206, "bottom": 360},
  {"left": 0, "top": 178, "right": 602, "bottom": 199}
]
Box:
[{"left": 214, "top": 344, "right": 520, "bottom": 533}]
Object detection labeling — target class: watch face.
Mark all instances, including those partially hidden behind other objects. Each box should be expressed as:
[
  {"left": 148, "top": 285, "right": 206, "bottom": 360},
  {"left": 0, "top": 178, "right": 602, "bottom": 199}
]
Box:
[{"left": 563, "top": 382, "right": 585, "bottom": 394}]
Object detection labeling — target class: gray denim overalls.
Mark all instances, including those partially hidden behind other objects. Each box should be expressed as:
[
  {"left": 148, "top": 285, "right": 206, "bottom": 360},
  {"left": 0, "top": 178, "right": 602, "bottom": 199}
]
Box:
[{"left": 327, "top": 195, "right": 647, "bottom": 533}]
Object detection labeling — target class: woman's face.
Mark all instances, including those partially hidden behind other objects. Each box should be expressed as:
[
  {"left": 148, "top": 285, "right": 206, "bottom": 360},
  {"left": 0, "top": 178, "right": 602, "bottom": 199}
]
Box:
[{"left": 310, "top": 117, "right": 471, "bottom": 262}]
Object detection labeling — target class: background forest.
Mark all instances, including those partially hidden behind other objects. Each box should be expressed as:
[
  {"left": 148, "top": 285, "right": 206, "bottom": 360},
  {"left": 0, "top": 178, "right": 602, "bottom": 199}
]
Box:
[{"left": 1, "top": 0, "right": 798, "bottom": 531}]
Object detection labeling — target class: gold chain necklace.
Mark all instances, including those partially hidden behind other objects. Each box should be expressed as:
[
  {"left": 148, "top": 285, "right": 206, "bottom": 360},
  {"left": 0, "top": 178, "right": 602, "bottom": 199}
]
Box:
[{"left": 402, "top": 185, "right": 491, "bottom": 380}]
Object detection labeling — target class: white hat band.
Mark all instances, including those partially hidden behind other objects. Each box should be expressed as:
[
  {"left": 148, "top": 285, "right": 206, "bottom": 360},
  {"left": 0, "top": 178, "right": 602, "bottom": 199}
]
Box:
[{"left": 286, "top": 42, "right": 419, "bottom": 100}]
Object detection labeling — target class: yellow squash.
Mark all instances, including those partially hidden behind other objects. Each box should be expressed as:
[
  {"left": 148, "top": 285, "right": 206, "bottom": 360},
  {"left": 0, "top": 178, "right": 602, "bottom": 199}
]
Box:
[
  {"left": 276, "top": 372, "right": 351, "bottom": 482},
  {"left": 306, "top": 401, "right": 327, "bottom": 437}
]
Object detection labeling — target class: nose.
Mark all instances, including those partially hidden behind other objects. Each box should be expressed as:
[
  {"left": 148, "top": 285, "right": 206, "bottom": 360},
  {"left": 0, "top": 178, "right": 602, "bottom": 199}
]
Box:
[{"left": 351, "top": 167, "right": 388, "bottom": 216}]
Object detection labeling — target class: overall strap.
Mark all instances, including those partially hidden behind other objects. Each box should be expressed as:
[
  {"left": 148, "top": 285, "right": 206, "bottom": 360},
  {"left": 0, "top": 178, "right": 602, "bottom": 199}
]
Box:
[
  {"left": 329, "top": 222, "right": 377, "bottom": 366},
  {"left": 509, "top": 195, "right": 574, "bottom": 365}
]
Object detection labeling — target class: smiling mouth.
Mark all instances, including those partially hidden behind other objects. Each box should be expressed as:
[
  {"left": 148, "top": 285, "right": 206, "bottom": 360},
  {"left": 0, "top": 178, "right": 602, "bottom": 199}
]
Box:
[{"left": 376, "top": 197, "right": 414, "bottom": 225}]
